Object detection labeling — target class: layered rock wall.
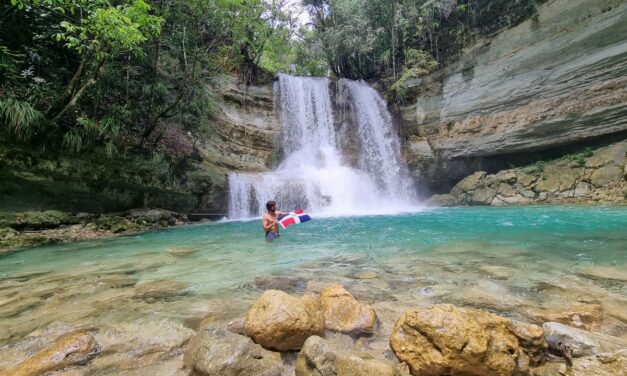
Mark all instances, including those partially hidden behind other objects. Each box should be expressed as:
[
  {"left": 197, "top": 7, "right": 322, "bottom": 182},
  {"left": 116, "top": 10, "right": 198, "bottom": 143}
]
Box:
[{"left": 401, "top": 0, "right": 627, "bottom": 194}]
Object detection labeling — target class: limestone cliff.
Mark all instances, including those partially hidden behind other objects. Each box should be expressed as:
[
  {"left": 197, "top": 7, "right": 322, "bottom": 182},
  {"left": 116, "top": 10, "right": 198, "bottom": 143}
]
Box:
[
  {"left": 199, "top": 77, "right": 280, "bottom": 172},
  {"left": 401, "top": 0, "right": 627, "bottom": 194}
]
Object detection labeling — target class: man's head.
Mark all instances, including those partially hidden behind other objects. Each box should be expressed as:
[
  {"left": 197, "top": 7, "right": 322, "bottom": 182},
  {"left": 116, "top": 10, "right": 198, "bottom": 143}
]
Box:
[{"left": 266, "top": 200, "right": 277, "bottom": 213}]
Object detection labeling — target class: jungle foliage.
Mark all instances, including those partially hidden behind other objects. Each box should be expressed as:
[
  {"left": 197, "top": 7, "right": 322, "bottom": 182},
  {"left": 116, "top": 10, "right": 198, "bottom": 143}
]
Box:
[
  {"left": 303, "top": 0, "right": 542, "bottom": 100},
  {"left": 0, "top": 0, "right": 542, "bottom": 156},
  {"left": 0, "top": 0, "right": 300, "bottom": 156}
]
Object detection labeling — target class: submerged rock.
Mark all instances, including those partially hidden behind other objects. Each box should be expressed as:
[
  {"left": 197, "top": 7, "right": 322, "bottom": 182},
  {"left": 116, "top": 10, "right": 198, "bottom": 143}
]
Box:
[
  {"left": 244, "top": 290, "right": 324, "bottom": 351},
  {"left": 254, "top": 275, "right": 308, "bottom": 294},
  {"left": 524, "top": 304, "right": 605, "bottom": 331},
  {"left": 389, "top": 304, "right": 546, "bottom": 376},
  {"left": 320, "top": 285, "right": 377, "bottom": 335},
  {"left": 2, "top": 331, "right": 99, "bottom": 376},
  {"left": 133, "top": 280, "right": 190, "bottom": 302},
  {"left": 350, "top": 271, "right": 379, "bottom": 279},
  {"left": 295, "top": 336, "right": 405, "bottom": 376},
  {"left": 184, "top": 326, "right": 284, "bottom": 376}
]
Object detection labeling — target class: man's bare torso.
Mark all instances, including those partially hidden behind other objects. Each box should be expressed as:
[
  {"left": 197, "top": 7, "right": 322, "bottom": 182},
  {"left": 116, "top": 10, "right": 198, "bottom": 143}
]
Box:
[{"left": 262, "top": 212, "right": 279, "bottom": 233}]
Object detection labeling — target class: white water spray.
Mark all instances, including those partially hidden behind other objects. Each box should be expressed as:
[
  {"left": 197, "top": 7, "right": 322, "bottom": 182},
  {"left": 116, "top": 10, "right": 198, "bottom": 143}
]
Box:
[{"left": 228, "top": 74, "right": 417, "bottom": 218}]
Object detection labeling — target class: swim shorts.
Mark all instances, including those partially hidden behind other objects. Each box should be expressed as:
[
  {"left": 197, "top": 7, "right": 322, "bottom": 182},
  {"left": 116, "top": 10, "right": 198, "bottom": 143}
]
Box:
[{"left": 265, "top": 231, "right": 279, "bottom": 241}]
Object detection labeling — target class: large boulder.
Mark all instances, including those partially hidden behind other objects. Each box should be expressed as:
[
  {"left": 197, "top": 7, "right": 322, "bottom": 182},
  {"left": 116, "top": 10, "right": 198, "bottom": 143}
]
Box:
[
  {"left": 3, "top": 331, "right": 99, "bottom": 376},
  {"left": 389, "top": 304, "right": 546, "bottom": 376},
  {"left": 590, "top": 166, "right": 623, "bottom": 187},
  {"left": 320, "top": 285, "right": 377, "bottom": 334},
  {"left": 295, "top": 336, "right": 405, "bottom": 376},
  {"left": 184, "top": 326, "right": 284, "bottom": 376},
  {"left": 244, "top": 290, "right": 324, "bottom": 351},
  {"left": 469, "top": 187, "right": 496, "bottom": 205},
  {"left": 450, "top": 171, "right": 486, "bottom": 197}
]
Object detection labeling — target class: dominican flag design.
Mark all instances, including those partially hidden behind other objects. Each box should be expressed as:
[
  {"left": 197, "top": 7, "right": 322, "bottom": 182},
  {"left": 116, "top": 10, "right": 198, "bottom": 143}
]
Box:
[{"left": 278, "top": 209, "right": 311, "bottom": 229}]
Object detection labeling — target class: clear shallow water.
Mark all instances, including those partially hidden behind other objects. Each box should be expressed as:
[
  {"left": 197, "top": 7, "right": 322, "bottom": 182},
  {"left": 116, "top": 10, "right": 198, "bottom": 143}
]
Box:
[{"left": 1, "top": 206, "right": 626, "bottom": 370}]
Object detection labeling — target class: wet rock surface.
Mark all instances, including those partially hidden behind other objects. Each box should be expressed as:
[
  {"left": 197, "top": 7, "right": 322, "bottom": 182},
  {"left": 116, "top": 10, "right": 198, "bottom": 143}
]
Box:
[
  {"left": 543, "top": 322, "right": 627, "bottom": 358},
  {"left": 244, "top": 290, "right": 325, "bottom": 351},
  {"left": 0, "top": 208, "right": 193, "bottom": 254},
  {"left": 321, "top": 285, "right": 377, "bottom": 335},
  {"left": 390, "top": 304, "right": 546, "bottom": 376},
  {"left": 1, "top": 331, "right": 99, "bottom": 376},
  {"left": 295, "top": 336, "right": 405, "bottom": 376},
  {"left": 532, "top": 350, "right": 627, "bottom": 376},
  {"left": 184, "top": 326, "right": 284, "bottom": 376}
]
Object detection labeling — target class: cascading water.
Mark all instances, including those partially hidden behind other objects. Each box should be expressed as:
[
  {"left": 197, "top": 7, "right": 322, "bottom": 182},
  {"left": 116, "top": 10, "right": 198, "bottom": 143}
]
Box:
[{"left": 228, "top": 74, "right": 416, "bottom": 218}]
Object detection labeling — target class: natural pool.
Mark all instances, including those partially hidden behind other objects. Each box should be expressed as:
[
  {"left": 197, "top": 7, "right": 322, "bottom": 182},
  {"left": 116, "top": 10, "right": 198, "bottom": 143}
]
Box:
[{"left": 1, "top": 206, "right": 626, "bottom": 374}]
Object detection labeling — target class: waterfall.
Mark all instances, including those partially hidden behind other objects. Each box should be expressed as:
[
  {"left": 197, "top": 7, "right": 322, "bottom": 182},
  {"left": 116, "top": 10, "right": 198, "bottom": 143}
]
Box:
[{"left": 228, "top": 74, "right": 416, "bottom": 219}]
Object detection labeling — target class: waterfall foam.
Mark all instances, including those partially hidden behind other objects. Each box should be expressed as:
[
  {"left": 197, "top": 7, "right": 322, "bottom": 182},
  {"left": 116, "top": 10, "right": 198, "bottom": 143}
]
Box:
[{"left": 228, "top": 74, "right": 417, "bottom": 219}]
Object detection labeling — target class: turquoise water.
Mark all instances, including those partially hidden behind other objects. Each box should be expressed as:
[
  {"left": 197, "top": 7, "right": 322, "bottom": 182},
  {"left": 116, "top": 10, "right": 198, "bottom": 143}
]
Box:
[{"left": 1, "top": 206, "right": 626, "bottom": 364}]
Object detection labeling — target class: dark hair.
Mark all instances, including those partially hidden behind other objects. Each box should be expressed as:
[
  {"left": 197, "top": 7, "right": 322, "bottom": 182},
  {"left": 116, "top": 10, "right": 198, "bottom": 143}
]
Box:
[{"left": 266, "top": 200, "right": 276, "bottom": 211}]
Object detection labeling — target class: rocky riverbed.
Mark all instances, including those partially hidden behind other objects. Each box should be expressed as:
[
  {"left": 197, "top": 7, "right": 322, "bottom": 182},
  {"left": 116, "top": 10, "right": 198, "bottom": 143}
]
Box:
[
  {"left": 0, "top": 208, "right": 625, "bottom": 375},
  {"left": 0, "top": 209, "right": 191, "bottom": 254}
]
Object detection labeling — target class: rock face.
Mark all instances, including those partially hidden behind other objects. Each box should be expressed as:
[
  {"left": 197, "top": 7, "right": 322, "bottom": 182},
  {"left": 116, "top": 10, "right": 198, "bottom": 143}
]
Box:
[
  {"left": 401, "top": 0, "right": 627, "bottom": 193},
  {"left": 440, "top": 141, "right": 626, "bottom": 205},
  {"left": 184, "top": 326, "right": 284, "bottom": 376},
  {"left": 295, "top": 336, "right": 403, "bottom": 376},
  {"left": 2, "top": 331, "right": 99, "bottom": 376},
  {"left": 389, "top": 304, "right": 546, "bottom": 376},
  {"left": 201, "top": 77, "right": 280, "bottom": 172},
  {"left": 320, "top": 285, "right": 377, "bottom": 334},
  {"left": 244, "top": 290, "right": 325, "bottom": 351}
]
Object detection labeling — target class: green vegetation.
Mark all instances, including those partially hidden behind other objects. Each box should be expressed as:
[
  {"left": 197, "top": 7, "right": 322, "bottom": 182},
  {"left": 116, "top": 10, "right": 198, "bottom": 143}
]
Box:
[
  {"left": 1, "top": 0, "right": 544, "bottom": 155},
  {"left": 303, "top": 0, "right": 541, "bottom": 101},
  {"left": 0, "top": 0, "right": 302, "bottom": 156}
]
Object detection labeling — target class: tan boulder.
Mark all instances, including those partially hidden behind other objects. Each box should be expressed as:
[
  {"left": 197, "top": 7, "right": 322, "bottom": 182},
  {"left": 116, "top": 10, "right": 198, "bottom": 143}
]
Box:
[
  {"left": 295, "top": 335, "right": 406, "bottom": 376},
  {"left": 389, "top": 304, "right": 546, "bottom": 376},
  {"left": 470, "top": 187, "right": 496, "bottom": 205},
  {"left": 450, "top": 171, "right": 486, "bottom": 196},
  {"left": 2, "top": 331, "right": 99, "bottom": 376},
  {"left": 320, "top": 285, "right": 377, "bottom": 334},
  {"left": 535, "top": 165, "right": 581, "bottom": 193},
  {"left": 184, "top": 326, "right": 284, "bottom": 376},
  {"left": 244, "top": 290, "right": 324, "bottom": 351},
  {"left": 590, "top": 166, "right": 623, "bottom": 186}
]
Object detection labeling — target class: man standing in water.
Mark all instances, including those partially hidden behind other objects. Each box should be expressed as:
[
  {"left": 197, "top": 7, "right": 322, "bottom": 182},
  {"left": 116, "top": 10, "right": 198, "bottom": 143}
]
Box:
[{"left": 262, "top": 200, "right": 283, "bottom": 241}]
